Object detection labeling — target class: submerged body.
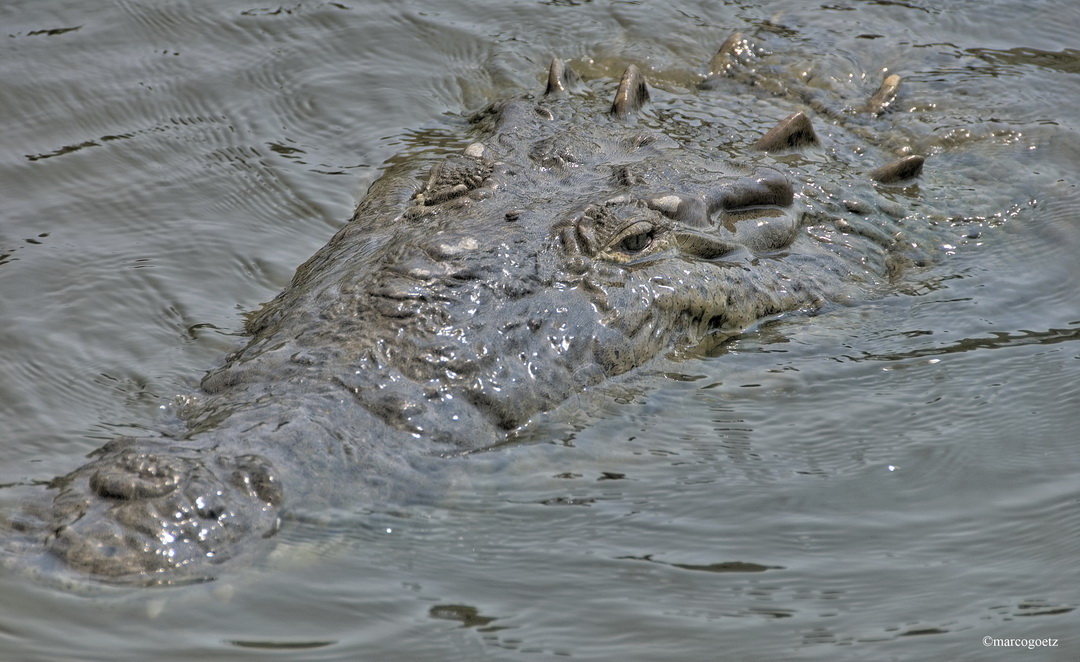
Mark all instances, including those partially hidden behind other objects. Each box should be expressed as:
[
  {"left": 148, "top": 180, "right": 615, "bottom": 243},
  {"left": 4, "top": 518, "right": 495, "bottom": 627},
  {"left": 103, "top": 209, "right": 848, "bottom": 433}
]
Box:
[{"left": 3, "top": 36, "right": 958, "bottom": 584}]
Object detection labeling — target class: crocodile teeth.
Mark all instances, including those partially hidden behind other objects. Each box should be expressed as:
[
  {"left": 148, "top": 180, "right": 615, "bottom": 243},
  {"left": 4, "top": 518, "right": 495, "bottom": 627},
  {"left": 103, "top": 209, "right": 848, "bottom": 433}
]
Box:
[
  {"left": 870, "top": 154, "right": 925, "bottom": 183},
  {"left": 610, "top": 64, "right": 650, "bottom": 120},
  {"left": 754, "top": 111, "right": 820, "bottom": 152},
  {"left": 545, "top": 57, "right": 582, "bottom": 96},
  {"left": 860, "top": 74, "right": 902, "bottom": 115},
  {"left": 707, "top": 31, "right": 750, "bottom": 76}
]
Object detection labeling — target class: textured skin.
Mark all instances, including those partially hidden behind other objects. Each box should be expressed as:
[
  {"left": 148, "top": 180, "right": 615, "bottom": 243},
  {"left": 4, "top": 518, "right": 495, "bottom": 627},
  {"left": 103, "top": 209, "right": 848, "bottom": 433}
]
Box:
[{"left": 3, "top": 39, "right": 944, "bottom": 584}]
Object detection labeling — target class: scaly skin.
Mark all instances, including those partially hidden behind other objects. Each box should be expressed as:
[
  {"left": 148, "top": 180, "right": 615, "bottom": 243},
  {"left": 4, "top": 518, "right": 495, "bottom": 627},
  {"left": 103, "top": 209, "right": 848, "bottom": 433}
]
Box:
[{"left": 2, "top": 39, "right": 942, "bottom": 584}]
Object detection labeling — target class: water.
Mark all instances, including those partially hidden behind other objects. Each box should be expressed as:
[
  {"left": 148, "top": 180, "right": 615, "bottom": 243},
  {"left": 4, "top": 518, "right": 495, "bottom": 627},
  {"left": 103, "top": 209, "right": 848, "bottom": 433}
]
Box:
[{"left": 2, "top": 0, "right": 1079, "bottom": 659}]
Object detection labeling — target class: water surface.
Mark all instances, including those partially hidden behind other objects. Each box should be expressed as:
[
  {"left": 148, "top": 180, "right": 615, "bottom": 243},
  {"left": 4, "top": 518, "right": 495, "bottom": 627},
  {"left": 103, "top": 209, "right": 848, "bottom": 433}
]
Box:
[{"left": 1, "top": 0, "right": 1078, "bottom": 659}]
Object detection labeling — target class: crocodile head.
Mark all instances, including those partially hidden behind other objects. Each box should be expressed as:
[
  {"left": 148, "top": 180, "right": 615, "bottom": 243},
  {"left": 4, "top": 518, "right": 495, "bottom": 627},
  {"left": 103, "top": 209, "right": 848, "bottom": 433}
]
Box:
[
  {"left": 4, "top": 44, "right": 927, "bottom": 584},
  {"left": 305, "top": 55, "right": 923, "bottom": 427}
]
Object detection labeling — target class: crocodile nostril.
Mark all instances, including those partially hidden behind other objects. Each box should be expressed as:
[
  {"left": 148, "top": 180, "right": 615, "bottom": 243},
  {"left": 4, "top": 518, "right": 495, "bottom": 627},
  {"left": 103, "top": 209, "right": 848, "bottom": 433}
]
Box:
[
  {"left": 194, "top": 493, "right": 225, "bottom": 520},
  {"left": 89, "top": 452, "right": 184, "bottom": 500},
  {"left": 227, "top": 455, "right": 283, "bottom": 507}
]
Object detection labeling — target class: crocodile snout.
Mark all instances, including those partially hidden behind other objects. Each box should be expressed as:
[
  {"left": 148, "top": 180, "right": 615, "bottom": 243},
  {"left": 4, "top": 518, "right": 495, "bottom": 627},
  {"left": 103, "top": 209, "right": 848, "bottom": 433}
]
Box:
[
  {"left": 89, "top": 450, "right": 185, "bottom": 500},
  {"left": 36, "top": 441, "right": 283, "bottom": 582}
]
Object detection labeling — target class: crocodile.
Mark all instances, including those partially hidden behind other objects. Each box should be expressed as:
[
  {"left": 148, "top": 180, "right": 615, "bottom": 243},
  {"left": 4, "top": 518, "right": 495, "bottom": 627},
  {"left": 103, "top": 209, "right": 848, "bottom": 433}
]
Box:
[{"left": 2, "top": 35, "right": 956, "bottom": 585}]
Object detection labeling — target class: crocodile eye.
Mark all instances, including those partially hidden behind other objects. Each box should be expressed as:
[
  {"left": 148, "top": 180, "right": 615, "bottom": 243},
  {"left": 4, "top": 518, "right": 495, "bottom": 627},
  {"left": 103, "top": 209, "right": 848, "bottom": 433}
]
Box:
[
  {"left": 620, "top": 231, "right": 651, "bottom": 252},
  {"left": 613, "top": 221, "right": 655, "bottom": 254}
]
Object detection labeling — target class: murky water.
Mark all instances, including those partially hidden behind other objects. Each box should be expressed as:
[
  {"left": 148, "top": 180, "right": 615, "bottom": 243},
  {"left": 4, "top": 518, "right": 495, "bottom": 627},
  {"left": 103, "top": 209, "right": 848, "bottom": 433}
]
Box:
[{"left": 2, "top": 0, "right": 1079, "bottom": 659}]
